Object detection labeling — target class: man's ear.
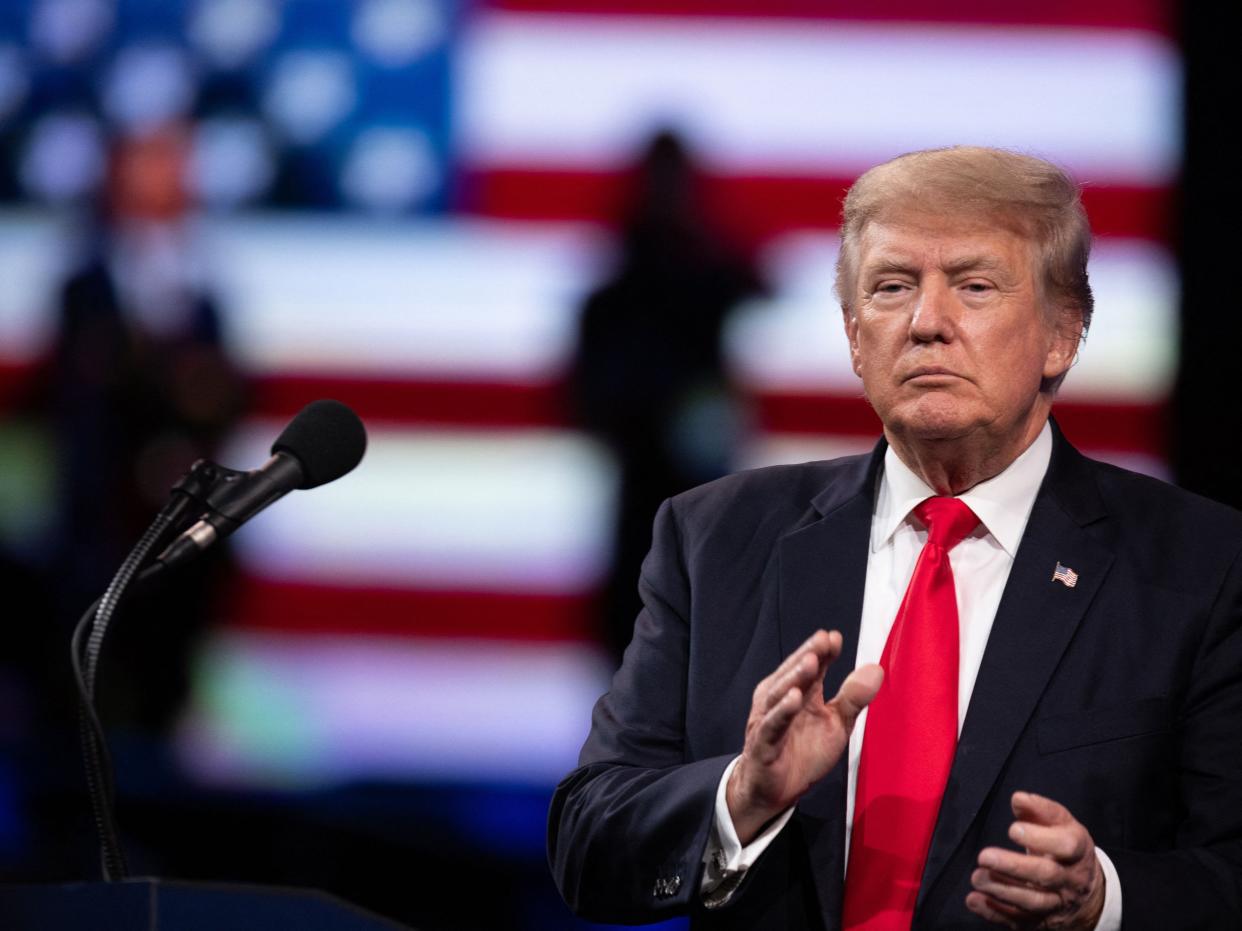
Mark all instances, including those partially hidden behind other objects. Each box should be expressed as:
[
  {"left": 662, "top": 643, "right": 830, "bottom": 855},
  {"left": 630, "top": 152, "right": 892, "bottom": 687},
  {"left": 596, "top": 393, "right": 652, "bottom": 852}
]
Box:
[
  {"left": 842, "top": 304, "right": 863, "bottom": 377},
  {"left": 1042, "top": 306, "right": 1083, "bottom": 382}
]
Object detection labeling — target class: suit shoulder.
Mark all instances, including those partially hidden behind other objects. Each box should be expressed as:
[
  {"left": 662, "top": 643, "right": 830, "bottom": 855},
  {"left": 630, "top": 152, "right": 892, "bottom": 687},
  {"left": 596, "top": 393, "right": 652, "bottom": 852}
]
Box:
[
  {"left": 1090, "top": 459, "right": 1242, "bottom": 538},
  {"left": 1085, "top": 460, "right": 1242, "bottom": 585},
  {"left": 667, "top": 454, "right": 870, "bottom": 535}
]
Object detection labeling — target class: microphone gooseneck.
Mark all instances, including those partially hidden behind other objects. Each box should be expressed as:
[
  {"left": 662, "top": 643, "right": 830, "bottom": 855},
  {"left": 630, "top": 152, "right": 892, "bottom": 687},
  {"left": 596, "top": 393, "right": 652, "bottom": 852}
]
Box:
[{"left": 72, "top": 399, "right": 367, "bottom": 880}]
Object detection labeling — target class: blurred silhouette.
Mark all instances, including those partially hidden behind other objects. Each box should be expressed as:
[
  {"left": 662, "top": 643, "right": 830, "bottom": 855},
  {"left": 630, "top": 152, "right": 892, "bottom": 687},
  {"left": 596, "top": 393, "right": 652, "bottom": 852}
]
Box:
[
  {"left": 37, "top": 123, "right": 246, "bottom": 737},
  {"left": 572, "top": 130, "right": 765, "bottom": 663},
  {"left": 0, "top": 120, "right": 248, "bottom": 882}
]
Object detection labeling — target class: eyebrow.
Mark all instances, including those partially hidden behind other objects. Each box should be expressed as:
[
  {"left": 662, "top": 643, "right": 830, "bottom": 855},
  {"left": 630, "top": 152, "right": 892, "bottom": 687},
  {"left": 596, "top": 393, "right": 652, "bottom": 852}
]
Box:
[
  {"left": 942, "top": 255, "right": 1007, "bottom": 275},
  {"left": 862, "top": 254, "right": 1009, "bottom": 277},
  {"left": 862, "top": 258, "right": 919, "bottom": 278}
]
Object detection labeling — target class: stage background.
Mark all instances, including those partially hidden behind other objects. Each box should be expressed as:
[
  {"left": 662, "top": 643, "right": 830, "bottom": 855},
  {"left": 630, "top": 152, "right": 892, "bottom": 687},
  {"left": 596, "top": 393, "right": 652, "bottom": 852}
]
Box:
[{"left": 1, "top": 2, "right": 1231, "bottom": 928}]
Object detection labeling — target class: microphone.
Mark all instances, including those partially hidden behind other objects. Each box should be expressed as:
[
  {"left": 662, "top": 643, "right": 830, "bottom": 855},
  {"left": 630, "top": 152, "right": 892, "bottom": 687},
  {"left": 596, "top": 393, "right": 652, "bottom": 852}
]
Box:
[{"left": 150, "top": 399, "right": 367, "bottom": 575}]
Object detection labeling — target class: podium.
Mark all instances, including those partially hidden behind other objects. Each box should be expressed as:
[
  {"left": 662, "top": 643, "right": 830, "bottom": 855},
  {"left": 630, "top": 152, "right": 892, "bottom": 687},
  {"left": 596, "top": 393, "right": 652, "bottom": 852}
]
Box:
[{"left": 0, "top": 877, "right": 413, "bottom": 930}]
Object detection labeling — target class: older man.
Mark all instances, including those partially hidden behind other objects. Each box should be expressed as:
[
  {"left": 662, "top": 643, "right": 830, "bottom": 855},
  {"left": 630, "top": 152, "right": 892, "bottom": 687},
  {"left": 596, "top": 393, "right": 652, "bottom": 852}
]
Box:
[{"left": 548, "top": 147, "right": 1242, "bottom": 930}]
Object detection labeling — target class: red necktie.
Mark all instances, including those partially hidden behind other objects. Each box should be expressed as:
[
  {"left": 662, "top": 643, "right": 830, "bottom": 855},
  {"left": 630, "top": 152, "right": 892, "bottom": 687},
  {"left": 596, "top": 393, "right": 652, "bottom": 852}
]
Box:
[{"left": 842, "top": 496, "right": 979, "bottom": 930}]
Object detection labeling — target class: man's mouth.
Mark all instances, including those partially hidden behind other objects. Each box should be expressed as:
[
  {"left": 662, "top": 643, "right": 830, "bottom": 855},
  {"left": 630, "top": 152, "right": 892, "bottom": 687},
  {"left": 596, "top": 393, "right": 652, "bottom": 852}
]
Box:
[{"left": 903, "top": 366, "right": 962, "bottom": 382}]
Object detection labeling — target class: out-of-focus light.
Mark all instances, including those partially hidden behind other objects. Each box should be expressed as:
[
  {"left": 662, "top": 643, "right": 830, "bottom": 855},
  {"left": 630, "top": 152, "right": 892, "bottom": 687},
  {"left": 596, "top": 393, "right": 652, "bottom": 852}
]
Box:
[
  {"left": 189, "top": 116, "right": 276, "bottom": 208},
  {"left": 102, "top": 44, "right": 197, "bottom": 132},
  {"left": 339, "top": 126, "right": 438, "bottom": 213},
  {"left": 0, "top": 46, "right": 29, "bottom": 125},
  {"left": 18, "top": 111, "right": 106, "bottom": 203},
  {"left": 224, "top": 424, "right": 618, "bottom": 593},
  {"left": 262, "top": 50, "right": 356, "bottom": 145},
  {"left": 178, "top": 632, "right": 614, "bottom": 787},
  {"left": 351, "top": 0, "right": 445, "bottom": 68},
  {"left": 0, "top": 215, "right": 62, "bottom": 363},
  {"left": 188, "top": 0, "right": 281, "bottom": 70},
  {"left": 28, "top": 0, "right": 112, "bottom": 65}
]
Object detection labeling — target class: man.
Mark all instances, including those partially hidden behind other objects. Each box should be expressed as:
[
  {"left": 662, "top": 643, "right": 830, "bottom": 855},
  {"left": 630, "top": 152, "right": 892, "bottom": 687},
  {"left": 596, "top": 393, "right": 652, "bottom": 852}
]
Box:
[{"left": 548, "top": 147, "right": 1242, "bottom": 929}]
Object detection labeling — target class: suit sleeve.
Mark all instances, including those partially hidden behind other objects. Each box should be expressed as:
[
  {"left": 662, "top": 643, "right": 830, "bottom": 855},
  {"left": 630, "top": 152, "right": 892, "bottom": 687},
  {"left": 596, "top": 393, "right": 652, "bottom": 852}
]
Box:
[
  {"left": 1107, "top": 545, "right": 1242, "bottom": 929},
  {"left": 547, "top": 496, "right": 735, "bottom": 923}
]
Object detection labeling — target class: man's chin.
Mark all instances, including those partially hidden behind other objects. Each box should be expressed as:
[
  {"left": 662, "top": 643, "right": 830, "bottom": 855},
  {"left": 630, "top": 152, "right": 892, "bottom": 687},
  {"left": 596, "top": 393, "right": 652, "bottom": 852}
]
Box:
[
  {"left": 899, "top": 423, "right": 975, "bottom": 443},
  {"left": 879, "top": 394, "right": 973, "bottom": 436},
  {"left": 880, "top": 404, "right": 980, "bottom": 443}
]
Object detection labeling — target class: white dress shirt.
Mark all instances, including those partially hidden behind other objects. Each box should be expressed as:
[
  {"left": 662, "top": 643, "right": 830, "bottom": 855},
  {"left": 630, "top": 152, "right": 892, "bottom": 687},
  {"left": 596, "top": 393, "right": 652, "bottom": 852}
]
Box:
[{"left": 700, "top": 423, "right": 1121, "bottom": 929}]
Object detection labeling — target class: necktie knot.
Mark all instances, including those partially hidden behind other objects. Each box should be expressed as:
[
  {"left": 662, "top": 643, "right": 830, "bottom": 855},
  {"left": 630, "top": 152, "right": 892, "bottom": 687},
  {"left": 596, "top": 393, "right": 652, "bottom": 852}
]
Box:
[{"left": 913, "top": 496, "right": 979, "bottom": 550}]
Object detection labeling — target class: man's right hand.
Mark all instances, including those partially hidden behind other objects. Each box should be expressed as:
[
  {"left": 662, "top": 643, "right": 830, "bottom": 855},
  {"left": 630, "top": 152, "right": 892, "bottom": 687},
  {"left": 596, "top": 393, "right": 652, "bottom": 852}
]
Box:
[{"left": 726, "top": 629, "right": 884, "bottom": 844}]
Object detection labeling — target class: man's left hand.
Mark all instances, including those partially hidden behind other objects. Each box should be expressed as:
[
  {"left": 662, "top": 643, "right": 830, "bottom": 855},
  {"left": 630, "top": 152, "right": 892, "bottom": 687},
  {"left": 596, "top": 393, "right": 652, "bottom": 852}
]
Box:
[{"left": 966, "top": 791, "right": 1106, "bottom": 930}]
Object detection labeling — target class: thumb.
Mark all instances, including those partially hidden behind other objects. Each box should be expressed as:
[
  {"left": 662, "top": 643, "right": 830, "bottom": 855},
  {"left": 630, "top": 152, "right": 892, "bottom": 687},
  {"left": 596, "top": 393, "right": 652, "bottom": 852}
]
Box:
[{"left": 829, "top": 663, "right": 883, "bottom": 730}]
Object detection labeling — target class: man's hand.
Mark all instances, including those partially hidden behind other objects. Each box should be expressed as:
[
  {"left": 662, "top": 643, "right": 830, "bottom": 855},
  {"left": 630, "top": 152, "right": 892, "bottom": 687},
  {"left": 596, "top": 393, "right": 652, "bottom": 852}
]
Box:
[
  {"left": 726, "top": 629, "right": 883, "bottom": 844},
  {"left": 966, "top": 791, "right": 1106, "bottom": 930}
]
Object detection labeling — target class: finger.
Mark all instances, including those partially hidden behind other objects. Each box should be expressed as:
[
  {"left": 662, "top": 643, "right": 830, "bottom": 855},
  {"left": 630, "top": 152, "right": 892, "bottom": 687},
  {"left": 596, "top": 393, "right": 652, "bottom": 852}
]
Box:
[
  {"left": 1010, "top": 790, "right": 1071, "bottom": 827},
  {"left": 970, "top": 868, "right": 1062, "bottom": 914},
  {"left": 977, "top": 847, "right": 1063, "bottom": 887},
  {"left": 1008, "top": 819, "right": 1089, "bottom": 863},
  {"left": 754, "top": 686, "right": 803, "bottom": 760},
  {"left": 965, "top": 891, "right": 1021, "bottom": 929},
  {"left": 757, "top": 631, "right": 837, "bottom": 691},
  {"left": 761, "top": 651, "right": 822, "bottom": 712},
  {"left": 827, "top": 663, "right": 884, "bottom": 730},
  {"left": 781, "top": 630, "right": 840, "bottom": 676},
  {"left": 756, "top": 630, "right": 841, "bottom": 707}
]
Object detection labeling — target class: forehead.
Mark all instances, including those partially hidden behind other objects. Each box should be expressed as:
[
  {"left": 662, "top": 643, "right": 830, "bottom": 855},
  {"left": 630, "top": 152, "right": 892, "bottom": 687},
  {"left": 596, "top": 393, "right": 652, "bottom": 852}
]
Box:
[{"left": 856, "top": 214, "right": 1034, "bottom": 274}]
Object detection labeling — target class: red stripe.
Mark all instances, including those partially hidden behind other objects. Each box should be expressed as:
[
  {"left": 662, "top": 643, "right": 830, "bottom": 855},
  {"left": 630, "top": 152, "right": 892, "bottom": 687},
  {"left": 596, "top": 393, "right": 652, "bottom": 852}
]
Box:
[
  {"left": 1048, "top": 400, "right": 1169, "bottom": 457},
  {"left": 752, "top": 391, "right": 882, "bottom": 437},
  {"left": 222, "top": 575, "right": 597, "bottom": 641},
  {"left": 250, "top": 376, "right": 1166, "bottom": 456},
  {"left": 0, "top": 360, "right": 35, "bottom": 409},
  {"left": 251, "top": 373, "right": 569, "bottom": 427},
  {"left": 753, "top": 392, "right": 1168, "bottom": 455},
  {"left": 0, "top": 365, "right": 572, "bottom": 428},
  {"left": 0, "top": 367, "right": 1168, "bottom": 457},
  {"left": 460, "top": 169, "right": 1173, "bottom": 245},
  {"left": 485, "top": 0, "right": 1173, "bottom": 33}
]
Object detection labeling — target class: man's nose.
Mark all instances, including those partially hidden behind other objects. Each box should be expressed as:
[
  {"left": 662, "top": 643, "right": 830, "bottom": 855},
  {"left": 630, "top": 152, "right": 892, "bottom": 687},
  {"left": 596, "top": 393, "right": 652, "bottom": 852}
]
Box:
[{"left": 908, "top": 279, "right": 956, "bottom": 342}]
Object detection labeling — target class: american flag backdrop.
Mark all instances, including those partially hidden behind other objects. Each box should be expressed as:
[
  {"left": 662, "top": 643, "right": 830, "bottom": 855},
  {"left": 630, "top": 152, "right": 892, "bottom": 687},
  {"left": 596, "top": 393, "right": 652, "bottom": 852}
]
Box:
[{"left": 0, "top": 0, "right": 1179, "bottom": 906}]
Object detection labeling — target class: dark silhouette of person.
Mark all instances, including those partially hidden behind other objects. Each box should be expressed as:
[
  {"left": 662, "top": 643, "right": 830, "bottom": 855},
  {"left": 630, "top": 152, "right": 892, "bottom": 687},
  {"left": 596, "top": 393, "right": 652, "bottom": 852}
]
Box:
[
  {"left": 44, "top": 124, "right": 247, "bottom": 736},
  {"left": 572, "top": 130, "right": 766, "bottom": 664}
]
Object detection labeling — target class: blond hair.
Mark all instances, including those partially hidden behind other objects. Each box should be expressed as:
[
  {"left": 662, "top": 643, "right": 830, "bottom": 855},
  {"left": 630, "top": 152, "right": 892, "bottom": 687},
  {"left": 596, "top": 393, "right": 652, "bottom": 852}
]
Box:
[{"left": 834, "top": 146, "right": 1093, "bottom": 336}]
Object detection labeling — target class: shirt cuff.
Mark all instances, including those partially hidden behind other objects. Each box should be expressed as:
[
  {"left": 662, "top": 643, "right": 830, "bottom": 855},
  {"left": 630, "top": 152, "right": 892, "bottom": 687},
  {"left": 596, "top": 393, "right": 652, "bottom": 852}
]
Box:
[
  {"left": 1093, "top": 847, "right": 1122, "bottom": 931},
  {"left": 700, "top": 756, "right": 796, "bottom": 908}
]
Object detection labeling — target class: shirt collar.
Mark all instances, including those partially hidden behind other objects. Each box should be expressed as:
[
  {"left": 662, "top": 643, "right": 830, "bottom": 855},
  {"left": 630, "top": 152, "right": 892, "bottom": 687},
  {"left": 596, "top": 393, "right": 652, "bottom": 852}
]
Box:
[{"left": 872, "top": 421, "right": 1053, "bottom": 557}]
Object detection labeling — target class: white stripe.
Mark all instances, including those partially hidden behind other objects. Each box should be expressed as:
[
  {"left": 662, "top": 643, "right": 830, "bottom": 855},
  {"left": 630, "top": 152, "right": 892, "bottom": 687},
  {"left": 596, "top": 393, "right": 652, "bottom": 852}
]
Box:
[
  {"left": 0, "top": 211, "right": 607, "bottom": 378},
  {"left": 177, "top": 631, "right": 612, "bottom": 786},
  {"left": 0, "top": 212, "right": 67, "bottom": 359},
  {"left": 225, "top": 424, "right": 618, "bottom": 592},
  {"left": 460, "top": 14, "right": 1180, "bottom": 183},
  {"left": 723, "top": 234, "right": 1179, "bottom": 402},
  {"left": 0, "top": 213, "right": 1177, "bottom": 403},
  {"left": 203, "top": 214, "right": 607, "bottom": 378}
]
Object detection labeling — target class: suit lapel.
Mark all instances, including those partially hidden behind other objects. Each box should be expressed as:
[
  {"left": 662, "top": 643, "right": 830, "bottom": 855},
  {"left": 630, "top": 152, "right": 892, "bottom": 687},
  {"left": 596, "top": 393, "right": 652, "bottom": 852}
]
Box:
[
  {"left": 777, "top": 442, "right": 883, "bottom": 925},
  {"left": 918, "top": 428, "right": 1115, "bottom": 907}
]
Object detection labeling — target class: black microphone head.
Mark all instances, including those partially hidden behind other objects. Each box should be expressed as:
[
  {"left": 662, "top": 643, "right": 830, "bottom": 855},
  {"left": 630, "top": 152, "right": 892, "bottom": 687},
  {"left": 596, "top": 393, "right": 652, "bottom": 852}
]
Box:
[{"left": 271, "top": 399, "right": 367, "bottom": 489}]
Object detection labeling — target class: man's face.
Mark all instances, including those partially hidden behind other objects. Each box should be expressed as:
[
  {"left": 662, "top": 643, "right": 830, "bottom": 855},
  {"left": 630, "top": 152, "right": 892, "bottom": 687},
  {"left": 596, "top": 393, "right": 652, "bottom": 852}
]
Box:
[{"left": 844, "top": 214, "right": 1079, "bottom": 448}]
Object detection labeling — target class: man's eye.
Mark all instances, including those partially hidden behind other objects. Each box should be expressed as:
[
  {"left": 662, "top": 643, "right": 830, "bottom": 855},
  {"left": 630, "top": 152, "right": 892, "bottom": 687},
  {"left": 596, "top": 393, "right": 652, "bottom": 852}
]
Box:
[{"left": 962, "top": 282, "right": 992, "bottom": 293}]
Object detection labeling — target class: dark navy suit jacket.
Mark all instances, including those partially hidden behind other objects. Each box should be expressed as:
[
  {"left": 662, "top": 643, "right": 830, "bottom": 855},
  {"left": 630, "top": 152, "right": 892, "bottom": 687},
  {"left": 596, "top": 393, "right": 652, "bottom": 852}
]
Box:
[{"left": 548, "top": 426, "right": 1242, "bottom": 929}]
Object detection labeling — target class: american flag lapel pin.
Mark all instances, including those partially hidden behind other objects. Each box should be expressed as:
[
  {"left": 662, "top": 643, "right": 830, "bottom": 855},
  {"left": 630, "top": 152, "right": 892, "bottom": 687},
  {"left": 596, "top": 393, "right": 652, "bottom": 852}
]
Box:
[{"left": 1052, "top": 562, "right": 1079, "bottom": 588}]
